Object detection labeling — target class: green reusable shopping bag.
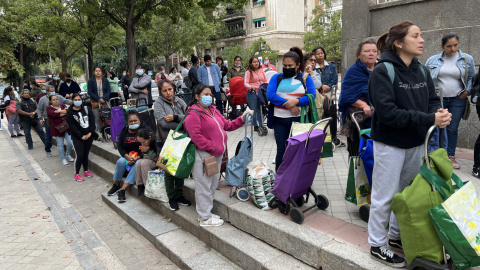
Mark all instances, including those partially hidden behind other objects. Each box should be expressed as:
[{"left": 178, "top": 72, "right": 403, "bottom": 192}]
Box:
[
  {"left": 157, "top": 111, "right": 197, "bottom": 179},
  {"left": 391, "top": 148, "right": 454, "bottom": 264},
  {"left": 429, "top": 178, "right": 480, "bottom": 270},
  {"left": 345, "top": 156, "right": 370, "bottom": 206}
]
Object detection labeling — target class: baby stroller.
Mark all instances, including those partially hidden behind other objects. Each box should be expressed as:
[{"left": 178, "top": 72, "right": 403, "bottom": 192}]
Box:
[
  {"left": 225, "top": 77, "right": 248, "bottom": 121},
  {"left": 110, "top": 98, "right": 124, "bottom": 149},
  {"left": 99, "top": 104, "right": 112, "bottom": 142},
  {"left": 225, "top": 114, "right": 253, "bottom": 201},
  {"left": 257, "top": 83, "right": 269, "bottom": 136},
  {"left": 269, "top": 118, "right": 331, "bottom": 224}
]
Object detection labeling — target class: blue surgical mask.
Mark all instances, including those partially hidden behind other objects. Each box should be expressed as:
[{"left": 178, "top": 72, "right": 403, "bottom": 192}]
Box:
[
  {"left": 73, "top": 101, "right": 82, "bottom": 107},
  {"left": 264, "top": 61, "right": 269, "bottom": 65},
  {"left": 135, "top": 69, "right": 144, "bottom": 76},
  {"left": 129, "top": 124, "right": 140, "bottom": 130},
  {"left": 234, "top": 64, "right": 241, "bottom": 67},
  {"left": 49, "top": 92, "right": 56, "bottom": 96},
  {"left": 200, "top": 95, "right": 212, "bottom": 107},
  {"left": 123, "top": 73, "right": 126, "bottom": 76},
  {"left": 41, "top": 90, "right": 46, "bottom": 94},
  {"left": 160, "top": 70, "right": 165, "bottom": 74},
  {"left": 54, "top": 77, "right": 59, "bottom": 80}
]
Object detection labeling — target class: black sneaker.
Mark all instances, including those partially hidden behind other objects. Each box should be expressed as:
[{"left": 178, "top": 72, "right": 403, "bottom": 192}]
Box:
[
  {"left": 168, "top": 199, "right": 179, "bottom": 211},
  {"left": 107, "top": 184, "right": 121, "bottom": 196},
  {"left": 254, "top": 126, "right": 259, "bottom": 132},
  {"left": 370, "top": 246, "right": 405, "bottom": 268},
  {"left": 137, "top": 185, "right": 145, "bottom": 197},
  {"left": 117, "top": 189, "right": 126, "bottom": 203},
  {"left": 176, "top": 196, "right": 192, "bottom": 206},
  {"left": 388, "top": 239, "right": 403, "bottom": 252},
  {"left": 473, "top": 167, "right": 480, "bottom": 179}
]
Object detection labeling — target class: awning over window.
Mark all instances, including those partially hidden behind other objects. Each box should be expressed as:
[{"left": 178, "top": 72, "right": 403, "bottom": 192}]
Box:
[{"left": 252, "top": 17, "right": 266, "bottom": 22}]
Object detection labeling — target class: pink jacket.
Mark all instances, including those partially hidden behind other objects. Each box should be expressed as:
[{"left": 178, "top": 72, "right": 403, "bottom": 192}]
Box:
[
  {"left": 244, "top": 69, "right": 267, "bottom": 91},
  {"left": 261, "top": 64, "right": 277, "bottom": 71},
  {"left": 183, "top": 104, "right": 245, "bottom": 157}
]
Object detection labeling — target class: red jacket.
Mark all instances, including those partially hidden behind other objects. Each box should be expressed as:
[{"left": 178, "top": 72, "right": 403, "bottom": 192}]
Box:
[
  {"left": 183, "top": 104, "right": 245, "bottom": 156},
  {"left": 47, "top": 104, "right": 70, "bottom": 137}
]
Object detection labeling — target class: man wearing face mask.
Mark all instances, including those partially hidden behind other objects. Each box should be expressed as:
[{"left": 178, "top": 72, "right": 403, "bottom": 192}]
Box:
[
  {"left": 59, "top": 73, "right": 81, "bottom": 99},
  {"left": 38, "top": 85, "right": 73, "bottom": 157},
  {"left": 48, "top": 73, "right": 61, "bottom": 93},
  {"left": 16, "top": 90, "right": 48, "bottom": 151},
  {"left": 198, "top": 55, "right": 223, "bottom": 113},
  {"left": 120, "top": 70, "right": 131, "bottom": 100},
  {"left": 36, "top": 85, "right": 47, "bottom": 104},
  {"left": 129, "top": 63, "right": 153, "bottom": 108}
]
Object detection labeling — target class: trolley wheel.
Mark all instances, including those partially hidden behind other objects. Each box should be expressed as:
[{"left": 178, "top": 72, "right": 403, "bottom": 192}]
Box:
[
  {"left": 332, "top": 142, "right": 336, "bottom": 152},
  {"left": 236, "top": 188, "right": 250, "bottom": 201},
  {"left": 268, "top": 198, "right": 279, "bottom": 209},
  {"left": 290, "top": 208, "right": 304, "bottom": 224},
  {"left": 359, "top": 204, "right": 370, "bottom": 223},
  {"left": 258, "top": 127, "right": 268, "bottom": 137},
  {"left": 316, "top": 194, "right": 329, "bottom": 210},
  {"left": 277, "top": 201, "right": 290, "bottom": 215},
  {"left": 294, "top": 196, "right": 305, "bottom": 207},
  {"left": 113, "top": 142, "right": 118, "bottom": 149}
]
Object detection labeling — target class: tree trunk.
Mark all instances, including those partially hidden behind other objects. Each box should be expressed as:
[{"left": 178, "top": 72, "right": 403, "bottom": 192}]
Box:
[
  {"left": 126, "top": 16, "right": 137, "bottom": 77},
  {"left": 59, "top": 41, "right": 67, "bottom": 72},
  {"left": 19, "top": 42, "right": 24, "bottom": 90},
  {"left": 87, "top": 47, "right": 94, "bottom": 79}
]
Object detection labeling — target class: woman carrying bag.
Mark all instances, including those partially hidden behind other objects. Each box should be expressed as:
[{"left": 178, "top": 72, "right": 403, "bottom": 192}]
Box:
[
  {"left": 244, "top": 56, "right": 268, "bottom": 134},
  {"left": 47, "top": 95, "right": 74, "bottom": 166}
]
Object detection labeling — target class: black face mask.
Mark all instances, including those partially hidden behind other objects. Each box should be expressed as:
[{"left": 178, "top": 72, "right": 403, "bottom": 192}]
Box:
[
  {"left": 66, "top": 79, "right": 71, "bottom": 83},
  {"left": 283, "top": 67, "right": 297, "bottom": 78}
]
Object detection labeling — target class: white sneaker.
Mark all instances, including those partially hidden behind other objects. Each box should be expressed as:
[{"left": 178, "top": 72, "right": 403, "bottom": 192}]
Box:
[
  {"left": 199, "top": 216, "right": 224, "bottom": 227},
  {"left": 61, "top": 159, "right": 69, "bottom": 166},
  {"left": 197, "top": 214, "right": 220, "bottom": 222},
  {"left": 66, "top": 155, "right": 75, "bottom": 162}
]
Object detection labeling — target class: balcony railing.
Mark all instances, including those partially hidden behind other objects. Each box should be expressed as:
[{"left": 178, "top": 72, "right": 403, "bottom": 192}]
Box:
[
  {"left": 222, "top": 9, "right": 246, "bottom": 21},
  {"left": 222, "top": 29, "right": 246, "bottom": 38}
]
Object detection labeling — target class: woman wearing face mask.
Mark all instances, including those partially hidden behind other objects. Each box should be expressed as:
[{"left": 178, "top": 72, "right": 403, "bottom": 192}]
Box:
[
  {"left": 66, "top": 93, "right": 96, "bottom": 182},
  {"left": 267, "top": 47, "right": 316, "bottom": 171},
  {"left": 3, "top": 86, "right": 23, "bottom": 137},
  {"left": 367, "top": 21, "right": 450, "bottom": 267},
  {"left": 47, "top": 95, "right": 74, "bottom": 166},
  {"left": 426, "top": 33, "right": 475, "bottom": 170},
  {"left": 155, "top": 66, "right": 170, "bottom": 86},
  {"left": 261, "top": 56, "right": 277, "bottom": 71},
  {"left": 154, "top": 80, "right": 191, "bottom": 211},
  {"left": 227, "top": 56, "right": 246, "bottom": 81},
  {"left": 183, "top": 84, "right": 252, "bottom": 227},
  {"left": 244, "top": 56, "right": 268, "bottom": 133},
  {"left": 36, "top": 85, "right": 47, "bottom": 104},
  {"left": 107, "top": 71, "right": 120, "bottom": 99},
  {"left": 129, "top": 63, "right": 153, "bottom": 108},
  {"left": 107, "top": 111, "right": 153, "bottom": 203}
]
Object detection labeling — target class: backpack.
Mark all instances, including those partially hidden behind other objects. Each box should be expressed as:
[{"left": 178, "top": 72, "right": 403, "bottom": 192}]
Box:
[
  {"left": 383, "top": 62, "right": 427, "bottom": 84},
  {"left": 185, "top": 69, "right": 194, "bottom": 89},
  {"left": 470, "top": 72, "right": 479, "bottom": 104}
]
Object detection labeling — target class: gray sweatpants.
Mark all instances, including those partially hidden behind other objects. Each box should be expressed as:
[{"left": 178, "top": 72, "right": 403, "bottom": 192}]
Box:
[
  {"left": 92, "top": 108, "right": 101, "bottom": 133},
  {"left": 193, "top": 149, "right": 222, "bottom": 221},
  {"left": 368, "top": 141, "right": 424, "bottom": 247}
]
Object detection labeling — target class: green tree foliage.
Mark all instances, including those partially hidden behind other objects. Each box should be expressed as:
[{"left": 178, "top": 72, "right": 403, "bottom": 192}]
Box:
[
  {"left": 303, "top": 0, "right": 342, "bottom": 59},
  {"left": 221, "top": 38, "right": 279, "bottom": 68}
]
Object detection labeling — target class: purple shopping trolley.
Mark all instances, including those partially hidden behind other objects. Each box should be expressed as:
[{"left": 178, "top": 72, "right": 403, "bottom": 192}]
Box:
[
  {"left": 270, "top": 118, "right": 331, "bottom": 224},
  {"left": 109, "top": 98, "right": 124, "bottom": 149}
]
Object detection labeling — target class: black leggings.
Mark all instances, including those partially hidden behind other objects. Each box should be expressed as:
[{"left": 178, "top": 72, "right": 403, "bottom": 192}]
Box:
[{"left": 72, "top": 136, "right": 94, "bottom": 174}]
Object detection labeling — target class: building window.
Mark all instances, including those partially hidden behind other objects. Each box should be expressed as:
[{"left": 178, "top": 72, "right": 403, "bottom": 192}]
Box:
[
  {"left": 253, "top": 17, "right": 266, "bottom": 28},
  {"left": 253, "top": 0, "right": 265, "bottom": 7}
]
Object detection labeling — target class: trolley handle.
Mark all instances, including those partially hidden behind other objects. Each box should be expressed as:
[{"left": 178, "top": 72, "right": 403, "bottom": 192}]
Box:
[
  {"left": 351, "top": 109, "right": 374, "bottom": 133},
  {"left": 109, "top": 97, "right": 121, "bottom": 108},
  {"left": 305, "top": 117, "right": 332, "bottom": 148},
  {"left": 244, "top": 113, "right": 253, "bottom": 138}
]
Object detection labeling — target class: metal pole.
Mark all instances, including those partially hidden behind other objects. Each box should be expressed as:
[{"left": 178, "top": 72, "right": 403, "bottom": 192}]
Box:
[
  {"left": 49, "top": 53, "right": 53, "bottom": 73},
  {"left": 84, "top": 54, "right": 89, "bottom": 81}
]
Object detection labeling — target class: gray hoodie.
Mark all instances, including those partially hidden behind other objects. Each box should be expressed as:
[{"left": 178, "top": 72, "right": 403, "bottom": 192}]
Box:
[
  {"left": 128, "top": 73, "right": 152, "bottom": 105},
  {"left": 38, "top": 94, "right": 72, "bottom": 121},
  {"left": 154, "top": 95, "right": 187, "bottom": 141}
]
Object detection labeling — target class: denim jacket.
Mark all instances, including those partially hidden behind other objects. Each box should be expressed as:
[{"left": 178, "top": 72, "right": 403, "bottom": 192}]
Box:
[
  {"left": 425, "top": 49, "right": 475, "bottom": 94},
  {"left": 315, "top": 60, "right": 338, "bottom": 89},
  {"left": 198, "top": 63, "right": 222, "bottom": 92}
]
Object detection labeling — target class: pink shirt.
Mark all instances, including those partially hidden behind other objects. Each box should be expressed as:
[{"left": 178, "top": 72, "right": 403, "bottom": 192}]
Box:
[
  {"left": 244, "top": 69, "right": 267, "bottom": 91},
  {"left": 261, "top": 64, "right": 277, "bottom": 71}
]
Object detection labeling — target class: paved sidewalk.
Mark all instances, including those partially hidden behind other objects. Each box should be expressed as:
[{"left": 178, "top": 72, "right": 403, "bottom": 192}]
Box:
[{"left": 0, "top": 120, "right": 179, "bottom": 270}]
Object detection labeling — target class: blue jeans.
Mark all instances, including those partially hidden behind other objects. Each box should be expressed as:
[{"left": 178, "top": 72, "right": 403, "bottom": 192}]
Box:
[
  {"left": 182, "top": 88, "right": 192, "bottom": 105},
  {"left": 44, "top": 123, "right": 53, "bottom": 152},
  {"left": 273, "top": 116, "right": 300, "bottom": 171},
  {"left": 443, "top": 96, "right": 466, "bottom": 156},
  {"left": 54, "top": 133, "right": 73, "bottom": 159},
  {"left": 246, "top": 90, "right": 263, "bottom": 127},
  {"left": 113, "top": 157, "right": 137, "bottom": 184},
  {"left": 21, "top": 119, "right": 46, "bottom": 150},
  {"left": 212, "top": 88, "right": 223, "bottom": 114}
]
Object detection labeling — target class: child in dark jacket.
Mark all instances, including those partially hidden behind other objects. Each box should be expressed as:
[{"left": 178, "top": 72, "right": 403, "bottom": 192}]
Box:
[{"left": 134, "top": 128, "right": 160, "bottom": 197}]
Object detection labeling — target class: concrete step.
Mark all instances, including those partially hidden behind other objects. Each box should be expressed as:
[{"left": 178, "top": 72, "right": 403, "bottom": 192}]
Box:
[
  {"left": 90, "top": 151, "right": 314, "bottom": 270},
  {"left": 89, "top": 141, "right": 395, "bottom": 270},
  {"left": 101, "top": 192, "right": 241, "bottom": 270}
]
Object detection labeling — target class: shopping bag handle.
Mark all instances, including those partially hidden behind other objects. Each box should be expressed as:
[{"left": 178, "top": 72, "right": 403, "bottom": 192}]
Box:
[
  {"left": 172, "top": 108, "right": 200, "bottom": 140},
  {"left": 418, "top": 165, "right": 452, "bottom": 200}
]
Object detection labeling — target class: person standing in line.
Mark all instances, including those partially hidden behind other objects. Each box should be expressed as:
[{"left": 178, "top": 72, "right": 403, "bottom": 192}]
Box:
[
  {"left": 244, "top": 56, "right": 268, "bottom": 133},
  {"left": 16, "top": 90, "right": 47, "bottom": 151},
  {"left": 129, "top": 63, "right": 153, "bottom": 108},
  {"left": 66, "top": 93, "right": 96, "bottom": 182},
  {"left": 36, "top": 85, "right": 47, "bottom": 104},
  {"left": 47, "top": 95, "right": 74, "bottom": 166},
  {"left": 227, "top": 56, "right": 246, "bottom": 80},
  {"left": 155, "top": 66, "right": 170, "bottom": 86},
  {"left": 313, "top": 46, "right": 344, "bottom": 148},
  {"left": 367, "top": 21, "right": 451, "bottom": 267},
  {"left": 426, "top": 33, "right": 475, "bottom": 169},
  {"left": 261, "top": 56, "right": 277, "bottom": 71},
  {"left": 59, "top": 73, "right": 81, "bottom": 99},
  {"left": 3, "top": 86, "right": 23, "bottom": 137},
  {"left": 180, "top": 60, "right": 192, "bottom": 104},
  {"left": 87, "top": 67, "right": 111, "bottom": 137},
  {"left": 188, "top": 55, "right": 201, "bottom": 90},
  {"left": 120, "top": 70, "right": 131, "bottom": 100},
  {"left": 216, "top": 56, "right": 228, "bottom": 88},
  {"left": 197, "top": 55, "right": 223, "bottom": 113},
  {"left": 49, "top": 73, "right": 61, "bottom": 93},
  {"left": 107, "top": 71, "right": 120, "bottom": 99}
]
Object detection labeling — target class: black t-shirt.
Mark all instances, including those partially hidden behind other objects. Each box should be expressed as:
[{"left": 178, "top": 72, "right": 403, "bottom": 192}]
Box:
[{"left": 122, "top": 131, "right": 141, "bottom": 155}]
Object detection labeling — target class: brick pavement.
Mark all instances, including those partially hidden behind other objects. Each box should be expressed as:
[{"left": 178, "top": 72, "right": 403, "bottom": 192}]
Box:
[{"left": 0, "top": 120, "right": 179, "bottom": 270}]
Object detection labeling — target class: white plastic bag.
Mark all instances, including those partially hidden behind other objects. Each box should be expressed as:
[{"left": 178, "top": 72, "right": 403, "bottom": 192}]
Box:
[{"left": 145, "top": 170, "right": 168, "bottom": 202}]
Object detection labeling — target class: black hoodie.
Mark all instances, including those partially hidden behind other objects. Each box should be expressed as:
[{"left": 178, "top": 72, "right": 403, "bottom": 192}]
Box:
[
  {"left": 66, "top": 105, "right": 96, "bottom": 140},
  {"left": 368, "top": 50, "right": 441, "bottom": 149}
]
